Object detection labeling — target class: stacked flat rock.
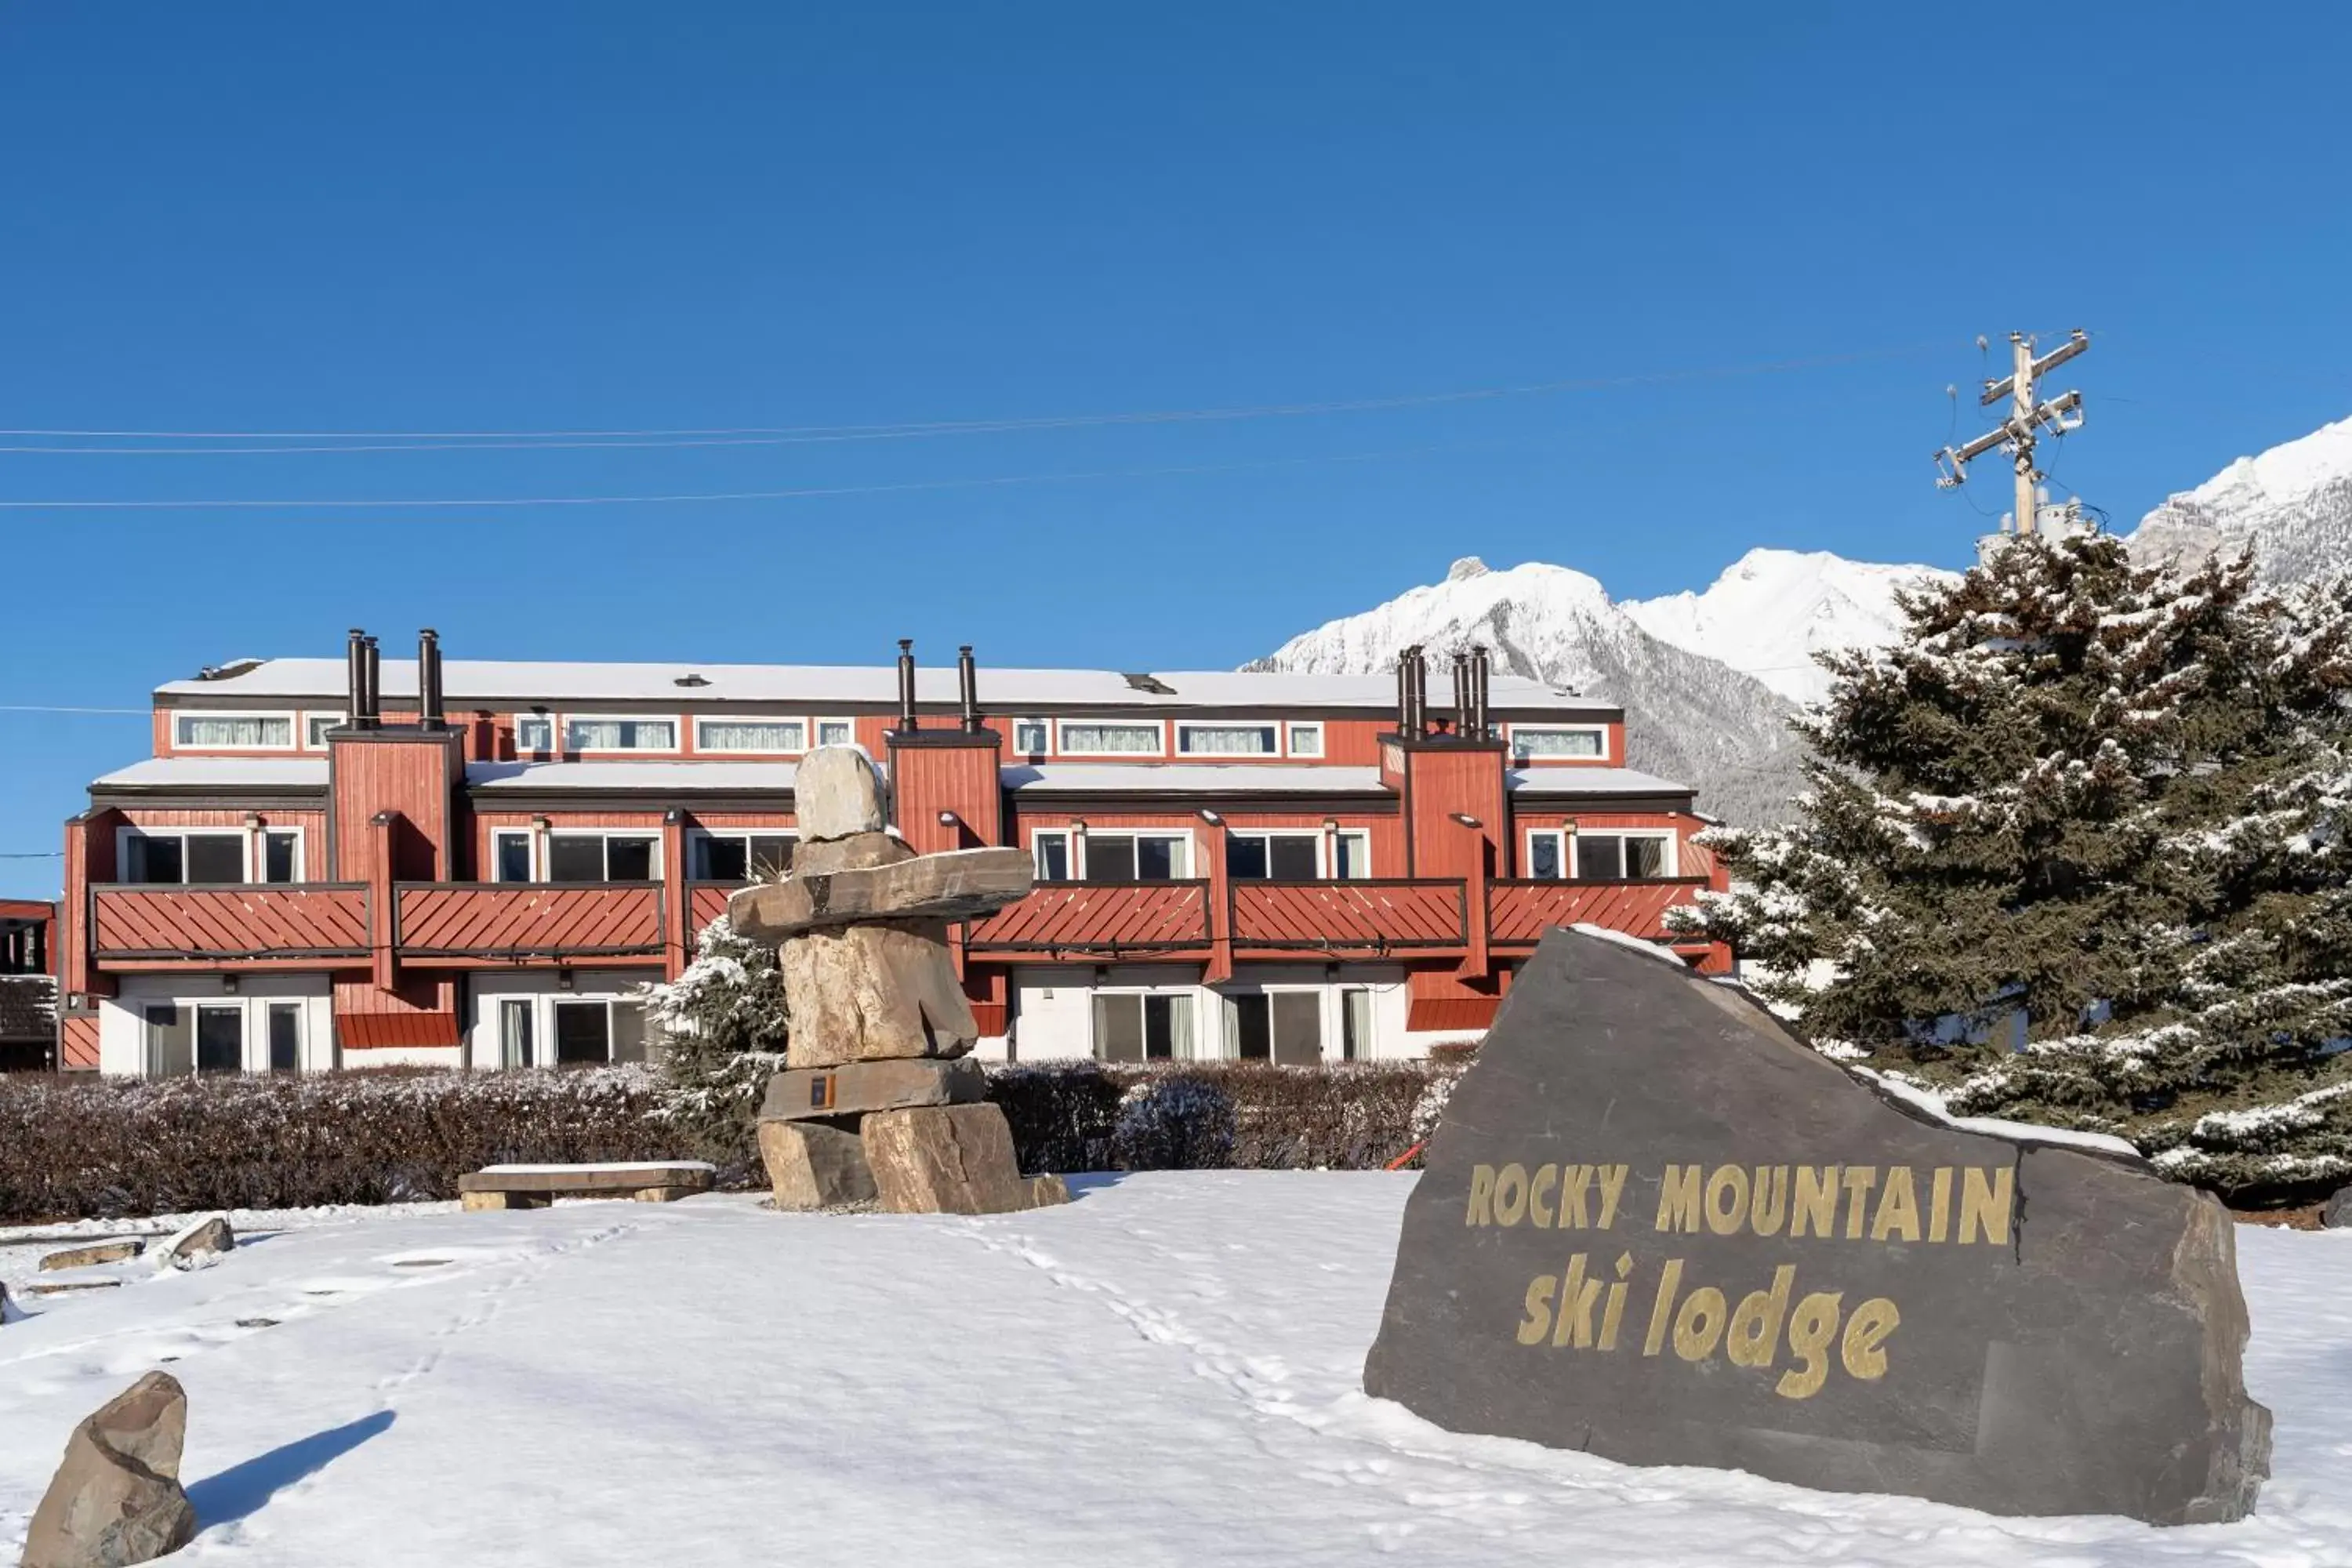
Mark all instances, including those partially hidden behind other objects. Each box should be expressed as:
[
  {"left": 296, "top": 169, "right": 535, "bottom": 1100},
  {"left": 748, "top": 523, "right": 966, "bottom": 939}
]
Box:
[{"left": 730, "top": 747, "right": 1067, "bottom": 1215}]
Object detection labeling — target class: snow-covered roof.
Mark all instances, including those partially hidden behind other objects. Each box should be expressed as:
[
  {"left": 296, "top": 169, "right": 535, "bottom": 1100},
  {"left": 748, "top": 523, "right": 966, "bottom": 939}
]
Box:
[
  {"left": 1002, "top": 764, "right": 1388, "bottom": 796},
  {"left": 90, "top": 757, "right": 330, "bottom": 791},
  {"left": 1506, "top": 766, "right": 1692, "bottom": 797},
  {"left": 154, "top": 657, "right": 1611, "bottom": 716},
  {"left": 464, "top": 760, "right": 797, "bottom": 793}
]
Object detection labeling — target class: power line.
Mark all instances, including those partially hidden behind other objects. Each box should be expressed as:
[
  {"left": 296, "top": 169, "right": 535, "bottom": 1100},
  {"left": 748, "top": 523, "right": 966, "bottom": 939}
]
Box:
[
  {"left": 0, "top": 343, "right": 1947, "bottom": 455},
  {"left": 0, "top": 704, "right": 148, "bottom": 715},
  {"left": 0, "top": 431, "right": 1615, "bottom": 511}
]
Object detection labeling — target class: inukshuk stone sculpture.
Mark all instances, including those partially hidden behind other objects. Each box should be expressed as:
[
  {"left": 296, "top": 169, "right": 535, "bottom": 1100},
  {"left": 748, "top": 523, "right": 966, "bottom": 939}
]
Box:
[{"left": 728, "top": 746, "right": 1067, "bottom": 1215}]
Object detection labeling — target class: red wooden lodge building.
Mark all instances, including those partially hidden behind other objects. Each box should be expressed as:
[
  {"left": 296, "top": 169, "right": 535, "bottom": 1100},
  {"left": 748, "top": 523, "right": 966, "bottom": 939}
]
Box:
[{"left": 53, "top": 631, "right": 1728, "bottom": 1076}]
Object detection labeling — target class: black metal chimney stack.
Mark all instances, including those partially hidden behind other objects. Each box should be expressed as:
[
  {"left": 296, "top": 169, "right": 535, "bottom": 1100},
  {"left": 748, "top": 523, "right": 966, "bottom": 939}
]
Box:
[
  {"left": 418, "top": 629, "right": 445, "bottom": 731},
  {"left": 1471, "top": 644, "right": 1491, "bottom": 739},
  {"left": 359, "top": 635, "right": 382, "bottom": 729},
  {"left": 896, "top": 638, "right": 919, "bottom": 731},
  {"left": 957, "top": 644, "right": 980, "bottom": 732},
  {"left": 345, "top": 629, "right": 367, "bottom": 731},
  {"left": 1395, "top": 649, "right": 1411, "bottom": 735},
  {"left": 1450, "top": 649, "right": 1473, "bottom": 738},
  {"left": 1404, "top": 645, "right": 1428, "bottom": 737}
]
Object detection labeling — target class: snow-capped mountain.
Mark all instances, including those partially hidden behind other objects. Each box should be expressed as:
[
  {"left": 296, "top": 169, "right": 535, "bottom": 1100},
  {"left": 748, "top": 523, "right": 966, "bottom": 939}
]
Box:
[
  {"left": 2130, "top": 414, "right": 2352, "bottom": 585},
  {"left": 1623, "top": 548, "right": 1955, "bottom": 705},
  {"left": 1250, "top": 557, "right": 1812, "bottom": 823}
]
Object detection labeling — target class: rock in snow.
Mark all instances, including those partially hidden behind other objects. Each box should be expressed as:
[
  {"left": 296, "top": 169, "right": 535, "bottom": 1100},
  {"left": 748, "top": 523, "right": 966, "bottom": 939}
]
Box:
[
  {"left": 20, "top": 1372, "right": 197, "bottom": 1568},
  {"left": 151, "top": 1214, "right": 232, "bottom": 1272}
]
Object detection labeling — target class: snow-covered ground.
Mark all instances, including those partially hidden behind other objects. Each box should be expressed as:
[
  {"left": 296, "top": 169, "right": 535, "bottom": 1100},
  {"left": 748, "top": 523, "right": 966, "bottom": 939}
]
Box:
[{"left": 2, "top": 1174, "right": 2347, "bottom": 1566}]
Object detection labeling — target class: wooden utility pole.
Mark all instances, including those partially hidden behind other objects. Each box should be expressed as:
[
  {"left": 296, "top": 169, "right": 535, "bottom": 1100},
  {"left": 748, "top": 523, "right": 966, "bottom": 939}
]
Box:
[{"left": 1936, "top": 329, "right": 2089, "bottom": 535}]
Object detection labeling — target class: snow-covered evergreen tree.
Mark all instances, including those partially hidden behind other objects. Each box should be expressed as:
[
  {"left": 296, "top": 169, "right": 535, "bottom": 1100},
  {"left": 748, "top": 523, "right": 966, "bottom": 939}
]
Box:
[
  {"left": 641, "top": 916, "right": 789, "bottom": 1164},
  {"left": 1671, "top": 533, "right": 2352, "bottom": 1195}
]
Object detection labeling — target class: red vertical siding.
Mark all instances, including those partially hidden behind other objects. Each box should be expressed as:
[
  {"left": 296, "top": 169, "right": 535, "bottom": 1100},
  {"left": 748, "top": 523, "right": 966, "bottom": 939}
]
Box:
[
  {"left": 889, "top": 738, "right": 1004, "bottom": 854},
  {"left": 330, "top": 735, "right": 460, "bottom": 882}
]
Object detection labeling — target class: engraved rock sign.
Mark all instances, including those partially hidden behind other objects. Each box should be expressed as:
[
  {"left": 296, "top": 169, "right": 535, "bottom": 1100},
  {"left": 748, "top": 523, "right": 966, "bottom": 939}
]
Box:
[{"left": 1364, "top": 927, "right": 2271, "bottom": 1526}]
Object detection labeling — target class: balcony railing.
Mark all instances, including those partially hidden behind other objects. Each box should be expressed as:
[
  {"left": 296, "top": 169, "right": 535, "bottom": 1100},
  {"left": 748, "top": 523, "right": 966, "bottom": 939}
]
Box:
[
  {"left": 1229, "top": 879, "right": 1466, "bottom": 950},
  {"left": 1486, "top": 877, "right": 1711, "bottom": 946},
  {"left": 86, "top": 873, "right": 1717, "bottom": 971},
  {"left": 90, "top": 884, "right": 370, "bottom": 961},
  {"left": 965, "top": 880, "right": 1211, "bottom": 954},
  {"left": 393, "top": 883, "right": 665, "bottom": 961}
]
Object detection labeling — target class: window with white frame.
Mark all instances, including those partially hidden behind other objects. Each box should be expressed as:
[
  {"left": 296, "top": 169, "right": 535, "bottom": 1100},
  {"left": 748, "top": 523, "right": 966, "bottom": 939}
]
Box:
[
  {"left": 1575, "top": 830, "right": 1674, "bottom": 880},
  {"left": 1033, "top": 829, "right": 1073, "bottom": 882},
  {"left": 550, "top": 996, "right": 650, "bottom": 1066},
  {"left": 1011, "top": 718, "right": 1049, "bottom": 753},
  {"left": 515, "top": 714, "right": 555, "bottom": 752},
  {"left": 1524, "top": 828, "right": 1569, "bottom": 881},
  {"left": 1286, "top": 721, "right": 1325, "bottom": 757},
  {"left": 1226, "top": 831, "right": 1321, "bottom": 880},
  {"left": 1509, "top": 723, "right": 1608, "bottom": 760},
  {"left": 695, "top": 716, "right": 807, "bottom": 753},
  {"left": 303, "top": 713, "right": 346, "bottom": 748},
  {"left": 1224, "top": 989, "right": 1325, "bottom": 1063},
  {"left": 173, "top": 712, "right": 294, "bottom": 750},
  {"left": 691, "top": 832, "right": 797, "bottom": 880},
  {"left": 815, "top": 718, "right": 855, "bottom": 747},
  {"left": 562, "top": 715, "right": 677, "bottom": 751},
  {"left": 1340, "top": 987, "right": 1374, "bottom": 1061},
  {"left": 1528, "top": 826, "right": 1673, "bottom": 880},
  {"left": 127, "top": 828, "right": 300, "bottom": 884},
  {"left": 1176, "top": 721, "right": 1277, "bottom": 757},
  {"left": 1083, "top": 832, "right": 1189, "bottom": 881},
  {"left": 1057, "top": 719, "right": 1163, "bottom": 757},
  {"left": 258, "top": 829, "right": 300, "bottom": 884},
  {"left": 546, "top": 832, "right": 658, "bottom": 883},
  {"left": 1333, "top": 829, "right": 1371, "bottom": 880},
  {"left": 1092, "top": 992, "right": 1197, "bottom": 1062},
  {"left": 492, "top": 829, "right": 535, "bottom": 883}
]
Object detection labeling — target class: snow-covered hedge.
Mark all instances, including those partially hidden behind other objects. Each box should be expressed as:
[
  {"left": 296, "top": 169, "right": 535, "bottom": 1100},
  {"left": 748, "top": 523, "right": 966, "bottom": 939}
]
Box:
[
  {"left": 987, "top": 1062, "right": 1454, "bottom": 1175},
  {"left": 0, "top": 1067, "right": 672, "bottom": 1222},
  {"left": 0, "top": 1060, "right": 1465, "bottom": 1222}
]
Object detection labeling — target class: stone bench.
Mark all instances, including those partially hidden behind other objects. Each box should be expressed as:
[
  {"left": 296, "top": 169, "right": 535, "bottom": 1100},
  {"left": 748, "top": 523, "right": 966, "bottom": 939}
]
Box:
[{"left": 458, "top": 1162, "right": 716, "bottom": 1211}]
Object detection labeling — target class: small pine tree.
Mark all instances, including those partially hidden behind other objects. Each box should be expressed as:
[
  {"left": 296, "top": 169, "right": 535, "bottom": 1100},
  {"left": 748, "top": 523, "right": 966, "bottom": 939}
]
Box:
[
  {"left": 641, "top": 916, "right": 790, "bottom": 1166},
  {"left": 1671, "top": 533, "right": 2352, "bottom": 1196}
]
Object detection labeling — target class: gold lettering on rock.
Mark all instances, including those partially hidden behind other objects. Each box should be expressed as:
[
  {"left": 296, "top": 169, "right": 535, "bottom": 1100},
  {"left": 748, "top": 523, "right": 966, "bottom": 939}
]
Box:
[
  {"left": 1841, "top": 1166, "right": 1878, "bottom": 1239},
  {"left": 1870, "top": 1166, "right": 1922, "bottom": 1243},
  {"left": 1726, "top": 1264, "right": 1795, "bottom": 1369},
  {"left": 1790, "top": 1166, "right": 1840, "bottom": 1239},
  {"left": 1595, "top": 1164, "right": 1629, "bottom": 1229},
  {"left": 1515, "top": 1273, "right": 1557, "bottom": 1345},
  {"left": 1704, "top": 1165, "right": 1750, "bottom": 1236},
  {"left": 1841, "top": 1298, "right": 1901, "bottom": 1379},
  {"left": 1551, "top": 1254, "right": 1602, "bottom": 1348},
  {"left": 1960, "top": 1165, "right": 2013, "bottom": 1247},
  {"left": 1656, "top": 1166, "right": 1702, "bottom": 1234},
  {"left": 1528, "top": 1163, "right": 1559, "bottom": 1229},
  {"left": 1672, "top": 1286, "right": 1729, "bottom": 1361},
  {"left": 1599, "top": 1253, "right": 1633, "bottom": 1350},
  {"left": 1493, "top": 1163, "right": 1529, "bottom": 1227},
  {"left": 1642, "top": 1258, "right": 1685, "bottom": 1356},
  {"left": 1777, "top": 1291, "right": 1845, "bottom": 1399},
  {"left": 1749, "top": 1166, "right": 1789, "bottom": 1237},
  {"left": 1559, "top": 1163, "right": 1593, "bottom": 1228},
  {"left": 1466, "top": 1164, "right": 1495, "bottom": 1227}
]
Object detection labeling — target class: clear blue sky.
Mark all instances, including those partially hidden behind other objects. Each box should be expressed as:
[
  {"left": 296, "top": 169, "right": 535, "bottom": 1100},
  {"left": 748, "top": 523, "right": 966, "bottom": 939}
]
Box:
[{"left": 5, "top": 3, "right": 2350, "bottom": 896}]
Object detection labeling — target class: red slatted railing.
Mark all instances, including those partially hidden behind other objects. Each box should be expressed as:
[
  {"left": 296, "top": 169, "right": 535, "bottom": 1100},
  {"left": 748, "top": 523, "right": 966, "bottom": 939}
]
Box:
[
  {"left": 90, "top": 885, "right": 369, "bottom": 960},
  {"left": 1229, "top": 880, "right": 1466, "bottom": 949},
  {"left": 1485, "top": 878, "right": 1710, "bottom": 946},
  {"left": 965, "top": 880, "right": 1210, "bottom": 954},
  {"left": 394, "top": 883, "right": 665, "bottom": 959}
]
